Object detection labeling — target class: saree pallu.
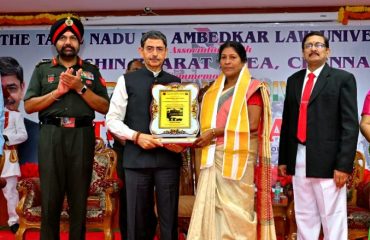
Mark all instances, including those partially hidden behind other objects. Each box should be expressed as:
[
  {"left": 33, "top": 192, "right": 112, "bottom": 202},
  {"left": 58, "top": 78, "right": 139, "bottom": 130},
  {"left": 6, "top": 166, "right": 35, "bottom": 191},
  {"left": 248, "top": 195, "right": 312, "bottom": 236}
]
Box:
[
  {"left": 188, "top": 137, "right": 259, "bottom": 240},
  {"left": 189, "top": 67, "right": 276, "bottom": 239}
]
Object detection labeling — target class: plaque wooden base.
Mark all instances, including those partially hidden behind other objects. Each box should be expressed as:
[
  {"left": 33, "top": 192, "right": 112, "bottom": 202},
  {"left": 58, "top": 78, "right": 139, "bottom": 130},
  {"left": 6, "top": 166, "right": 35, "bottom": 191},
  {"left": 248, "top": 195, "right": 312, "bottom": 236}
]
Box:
[{"left": 159, "top": 137, "right": 196, "bottom": 147}]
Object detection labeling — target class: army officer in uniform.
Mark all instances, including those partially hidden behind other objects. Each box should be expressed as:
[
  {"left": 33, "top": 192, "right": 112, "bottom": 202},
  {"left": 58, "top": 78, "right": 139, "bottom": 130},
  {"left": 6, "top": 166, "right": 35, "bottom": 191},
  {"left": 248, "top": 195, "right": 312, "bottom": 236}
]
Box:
[{"left": 24, "top": 17, "right": 109, "bottom": 240}]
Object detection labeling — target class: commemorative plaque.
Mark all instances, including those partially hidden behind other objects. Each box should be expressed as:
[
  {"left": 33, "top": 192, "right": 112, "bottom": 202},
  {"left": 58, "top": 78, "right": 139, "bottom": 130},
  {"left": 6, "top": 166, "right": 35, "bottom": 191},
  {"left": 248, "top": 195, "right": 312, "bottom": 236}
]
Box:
[{"left": 150, "top": 83, "right": 199, "bottom": 145}]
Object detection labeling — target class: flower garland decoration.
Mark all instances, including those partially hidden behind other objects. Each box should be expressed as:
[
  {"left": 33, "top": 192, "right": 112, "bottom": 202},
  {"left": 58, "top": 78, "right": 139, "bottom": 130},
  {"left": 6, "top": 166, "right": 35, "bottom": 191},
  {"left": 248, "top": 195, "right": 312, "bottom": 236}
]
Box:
[
  {"left": 0, "top": 13, "right": 79, "bottom": 26},
  {"left": 338, "top": 6, "right": 370, "bottom": 25}
]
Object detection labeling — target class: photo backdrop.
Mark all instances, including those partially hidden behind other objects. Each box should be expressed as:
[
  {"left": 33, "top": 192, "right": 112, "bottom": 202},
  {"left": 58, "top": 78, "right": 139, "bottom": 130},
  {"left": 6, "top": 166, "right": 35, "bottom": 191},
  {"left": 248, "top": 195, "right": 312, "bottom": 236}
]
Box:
[{"left": 1, "top": 21, "right": 369, "bottom": 167}]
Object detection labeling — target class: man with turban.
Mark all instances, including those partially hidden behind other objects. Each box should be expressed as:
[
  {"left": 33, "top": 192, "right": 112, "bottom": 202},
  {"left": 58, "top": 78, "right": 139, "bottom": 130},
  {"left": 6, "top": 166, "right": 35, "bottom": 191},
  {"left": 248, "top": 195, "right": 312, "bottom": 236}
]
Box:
[{"left": 24, "top": 17, "right": 109, "bottom": 240}]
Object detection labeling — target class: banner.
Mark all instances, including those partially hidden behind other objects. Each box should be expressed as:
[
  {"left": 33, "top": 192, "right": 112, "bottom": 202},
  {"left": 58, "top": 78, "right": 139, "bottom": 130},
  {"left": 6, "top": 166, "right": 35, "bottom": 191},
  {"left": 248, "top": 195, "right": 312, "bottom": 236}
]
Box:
[{"left": 1, "top": 22, "right": 369, "bottom": 166}]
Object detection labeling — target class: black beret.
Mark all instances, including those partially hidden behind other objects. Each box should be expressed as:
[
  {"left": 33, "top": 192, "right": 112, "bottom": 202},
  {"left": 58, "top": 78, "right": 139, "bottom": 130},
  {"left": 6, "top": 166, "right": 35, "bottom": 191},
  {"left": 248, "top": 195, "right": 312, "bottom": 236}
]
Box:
[{"left": 49, "top": 17, "right": 84, "bottom": 45}]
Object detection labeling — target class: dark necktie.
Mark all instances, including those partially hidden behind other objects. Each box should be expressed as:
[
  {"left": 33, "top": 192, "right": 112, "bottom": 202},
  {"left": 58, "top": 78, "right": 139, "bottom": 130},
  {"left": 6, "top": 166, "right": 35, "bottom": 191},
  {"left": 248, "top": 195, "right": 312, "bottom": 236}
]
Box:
[{"left": 297, "top": 72, "right": 315, "bottom": 143}]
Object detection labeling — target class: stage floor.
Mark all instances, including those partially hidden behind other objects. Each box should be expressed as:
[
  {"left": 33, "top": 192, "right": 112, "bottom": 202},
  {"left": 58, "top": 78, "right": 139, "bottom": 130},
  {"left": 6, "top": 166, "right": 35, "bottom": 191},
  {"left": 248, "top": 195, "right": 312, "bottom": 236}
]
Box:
[
  {"left": 0, "top": 229, "right": 292, "bottom": 239},
  {"left": 0, "top": 230, "right": 123, "bottom": 240}
]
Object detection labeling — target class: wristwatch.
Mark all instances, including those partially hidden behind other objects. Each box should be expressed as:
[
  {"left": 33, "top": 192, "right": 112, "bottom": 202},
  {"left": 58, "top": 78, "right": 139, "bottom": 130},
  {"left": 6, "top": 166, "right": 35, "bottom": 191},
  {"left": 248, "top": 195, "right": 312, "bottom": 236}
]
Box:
[{"left": 78, "top": 85, "right": 88, "bottom": 95}]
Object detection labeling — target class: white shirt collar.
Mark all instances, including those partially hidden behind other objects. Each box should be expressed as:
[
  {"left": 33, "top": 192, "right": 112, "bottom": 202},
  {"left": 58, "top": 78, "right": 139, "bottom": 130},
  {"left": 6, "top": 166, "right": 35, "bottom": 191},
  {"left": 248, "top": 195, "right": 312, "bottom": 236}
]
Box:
[
  {"left": 305, "top": 64, "right": 325, "bottom": 79},
  {"left": 145, "top": 65, "right": 161, "bottom": 77}
]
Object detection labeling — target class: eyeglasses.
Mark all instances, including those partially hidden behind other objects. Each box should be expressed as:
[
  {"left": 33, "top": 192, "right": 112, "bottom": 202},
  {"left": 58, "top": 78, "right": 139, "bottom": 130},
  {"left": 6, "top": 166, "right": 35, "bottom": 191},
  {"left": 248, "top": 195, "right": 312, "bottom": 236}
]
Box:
[
  {"left": 304, "top": 42, "right": 326, "bottom": 49},
  {"left": 144, "top": 46, "right": 165, "bottom": 53}
]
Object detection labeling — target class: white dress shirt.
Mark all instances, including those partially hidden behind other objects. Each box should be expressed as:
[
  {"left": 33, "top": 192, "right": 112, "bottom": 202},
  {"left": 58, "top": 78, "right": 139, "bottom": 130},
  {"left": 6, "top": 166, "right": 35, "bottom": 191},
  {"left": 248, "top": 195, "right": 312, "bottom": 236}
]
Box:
[
  {"left": 106, "top": 68, "right": 161, "bottom": 143},
  {"left": 295, "top": 64, "right": 325, "bottom": 176}
]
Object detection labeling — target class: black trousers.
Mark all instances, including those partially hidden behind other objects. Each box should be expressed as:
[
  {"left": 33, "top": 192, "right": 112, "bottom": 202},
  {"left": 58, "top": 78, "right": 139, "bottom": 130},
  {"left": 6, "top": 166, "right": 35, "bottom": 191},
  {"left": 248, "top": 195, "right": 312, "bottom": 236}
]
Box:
[
  {"left": 38, "top": 125, "right": 95, "bottom": 240},
  {"left": 125, "top": 167, "right": 180, "bottom": 240},
  {"left": 113, "top": 142, "right": 158, "bottom": 240}
]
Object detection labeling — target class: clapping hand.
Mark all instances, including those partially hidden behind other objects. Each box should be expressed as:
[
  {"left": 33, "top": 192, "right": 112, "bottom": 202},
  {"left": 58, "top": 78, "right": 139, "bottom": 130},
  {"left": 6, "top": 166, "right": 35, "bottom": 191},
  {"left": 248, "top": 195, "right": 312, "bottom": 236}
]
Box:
[{"left": 60, "top": 68, "right": 84, "bottom": 92}]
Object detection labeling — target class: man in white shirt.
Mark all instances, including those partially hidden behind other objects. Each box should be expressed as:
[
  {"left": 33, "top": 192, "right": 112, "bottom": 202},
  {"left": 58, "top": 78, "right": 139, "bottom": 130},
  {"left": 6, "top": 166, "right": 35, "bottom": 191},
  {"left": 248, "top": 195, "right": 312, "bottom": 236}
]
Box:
[
  {"left": 278, "top": 31, "right": 358, "bottom": 240},
  {"left": 106, "top": 31, "right": 182, "bottom": 240}
]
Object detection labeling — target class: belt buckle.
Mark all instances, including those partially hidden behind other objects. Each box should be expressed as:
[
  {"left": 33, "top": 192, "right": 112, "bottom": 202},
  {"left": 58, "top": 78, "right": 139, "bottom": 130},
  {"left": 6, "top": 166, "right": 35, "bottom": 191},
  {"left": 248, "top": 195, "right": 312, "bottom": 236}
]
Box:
[{"left": 61, "top": 117, "right": 76, "bottom": 128}]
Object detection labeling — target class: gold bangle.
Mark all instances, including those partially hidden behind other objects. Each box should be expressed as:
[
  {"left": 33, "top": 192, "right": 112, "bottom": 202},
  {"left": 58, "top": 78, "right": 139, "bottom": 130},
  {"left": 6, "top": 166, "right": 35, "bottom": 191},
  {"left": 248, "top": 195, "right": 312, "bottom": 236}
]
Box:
[
  {"left": 211, "top": 128, "right": 216, "bottom": 138},
  {"left": 50, "top": 91, "right": 60, "bottom": 101}
]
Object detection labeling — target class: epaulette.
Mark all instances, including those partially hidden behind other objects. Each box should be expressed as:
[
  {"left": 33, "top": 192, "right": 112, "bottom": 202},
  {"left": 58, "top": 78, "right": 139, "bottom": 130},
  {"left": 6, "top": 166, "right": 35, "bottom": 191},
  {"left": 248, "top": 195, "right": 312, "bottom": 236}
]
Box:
[
  {"left": 35, "top": 59, "right": 52, "bottom": 67},
  {"left": 83, "top": 59, "right": 99, "bottom": 70}
]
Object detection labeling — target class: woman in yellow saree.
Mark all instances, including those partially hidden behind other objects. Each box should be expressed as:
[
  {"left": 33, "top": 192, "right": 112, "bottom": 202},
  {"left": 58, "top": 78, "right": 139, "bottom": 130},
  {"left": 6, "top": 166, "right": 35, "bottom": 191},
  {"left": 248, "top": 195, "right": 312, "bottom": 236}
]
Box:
[{"left": 188, "top": 41, "right": 276, "bottom": 240}]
